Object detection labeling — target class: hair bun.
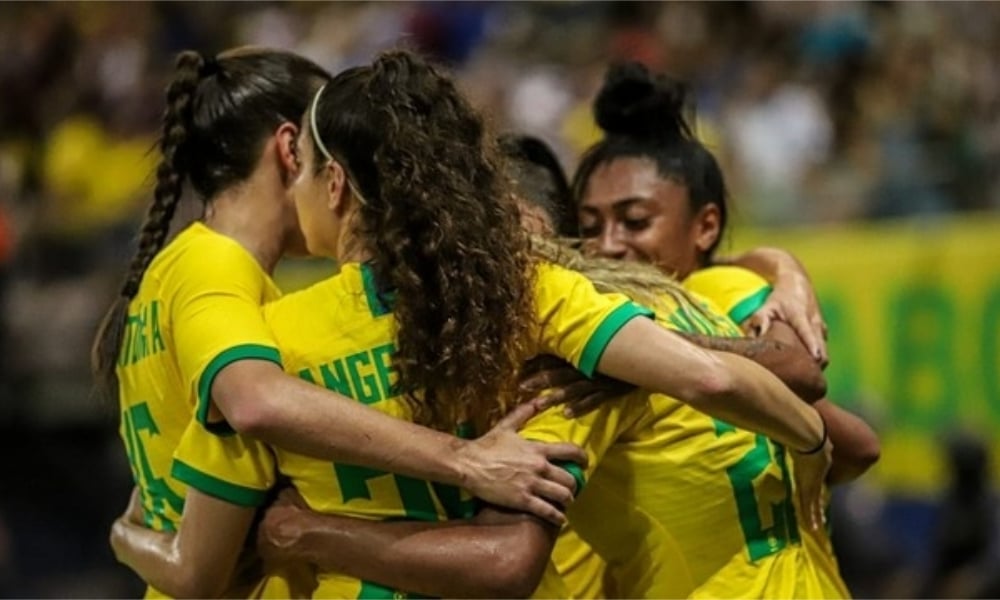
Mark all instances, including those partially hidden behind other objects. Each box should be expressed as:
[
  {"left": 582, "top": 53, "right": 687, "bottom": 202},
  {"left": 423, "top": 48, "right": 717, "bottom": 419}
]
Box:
[{"left": 593, "top": 62, "right": 691, "bottom": 142}]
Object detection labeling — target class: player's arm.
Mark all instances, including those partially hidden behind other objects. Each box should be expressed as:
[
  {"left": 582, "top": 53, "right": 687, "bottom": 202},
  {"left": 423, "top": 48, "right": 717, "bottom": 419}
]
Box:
[
  {"left": 817, "top": 399, "right": 880, "bottom": 484},
  {"left": 110, "top": 488, "right": 254, "bottom": 598},
  {"left": 720, "top": 246, "right": 828, "bottom": 364},
  {"left": 258, "top": 492, "right": 555, "bottom": 599},
  {"left": 674, "top": 326, "right": 826, "bottom": 402}
]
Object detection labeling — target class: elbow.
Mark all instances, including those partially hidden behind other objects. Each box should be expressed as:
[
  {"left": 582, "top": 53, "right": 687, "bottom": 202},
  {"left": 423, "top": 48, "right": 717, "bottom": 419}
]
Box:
[
  {"left": 478, "top": 532, "right": 549, "bottom": 599},
  {"left": 689, "top": 367, "right": 740, "bottom": 408},
  {"left": 484, "top": 550, "right": 547, "bottom": 599},
  {"left": 213, "top": 380, "right": 275, "bottom": 438}
]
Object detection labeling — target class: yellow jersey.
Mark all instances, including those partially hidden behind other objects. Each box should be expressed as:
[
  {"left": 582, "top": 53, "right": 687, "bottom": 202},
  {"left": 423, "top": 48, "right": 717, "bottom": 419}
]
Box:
[
  {"left": 529, "top": 287, "right": 810, "bottom": 598},
  {"left": 116, "top": 222, "right": 282, "bottom": 598},
  {"left": 686, "top": 265, "right": 851, "bottom": 599},
  {"left": 171, "top": 261, "right": 653, "bottom": 599}
]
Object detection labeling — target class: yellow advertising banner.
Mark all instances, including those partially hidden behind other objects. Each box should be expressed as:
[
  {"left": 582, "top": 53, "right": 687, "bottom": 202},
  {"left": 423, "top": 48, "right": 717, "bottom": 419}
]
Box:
[
  {"left": 731, "top": 214, "right": 1000, "bottom": 494},
  {"left": 276, "top": 214, "right": 1000, "bottom": 495}
]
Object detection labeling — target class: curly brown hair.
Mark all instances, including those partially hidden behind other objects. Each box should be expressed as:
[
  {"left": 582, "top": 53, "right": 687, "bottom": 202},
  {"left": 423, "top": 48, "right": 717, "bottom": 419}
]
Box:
[{"left": 309, "top": 50, "right": 535, "bottom": 433}]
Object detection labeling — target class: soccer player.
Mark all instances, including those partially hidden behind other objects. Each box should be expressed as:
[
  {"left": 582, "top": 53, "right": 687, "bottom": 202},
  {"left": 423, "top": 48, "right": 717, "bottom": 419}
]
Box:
[
  {"left": 96, "top": 47, "right": 593, "bottom": 597},
  {"left": 572, "top": 62, "right": 880, "bottom": 596},
  {"left": 109, "top": 50, "right": 832, "bottom": 598}
]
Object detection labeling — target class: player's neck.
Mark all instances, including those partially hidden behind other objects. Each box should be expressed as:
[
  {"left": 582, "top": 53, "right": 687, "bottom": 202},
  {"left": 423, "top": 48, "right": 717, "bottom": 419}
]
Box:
[{"left": 203, "top": 186, "right": 286, "bottom": 274}]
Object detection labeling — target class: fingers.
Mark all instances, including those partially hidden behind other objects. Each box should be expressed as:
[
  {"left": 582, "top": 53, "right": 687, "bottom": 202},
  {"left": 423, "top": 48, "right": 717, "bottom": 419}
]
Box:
[
  {"left": 519, "top": 366, "right": 585, "bottom": 396},
  {"left": 535, "top": 441, "right": 588, "bottom": 469},
  {"left": 787, "top": 309, "right": 823, "bottom": 364},
  {"left": 563, "top": 392, "right": 607, "bottom": 418},
  {"left": 542, "top": 462, "right": 579, "bottom": 493},
  {"left": 521, "top": 496, "right": 567, "bottom": 527},
  {"left": 494, "top": 401, "right": 540, "bottom": 431},
  {"left": 745, "top": 313, "right": 767, "bottom": 337},
  {"left": 532, "top": 478, "right": 575, "bottom": 510}
]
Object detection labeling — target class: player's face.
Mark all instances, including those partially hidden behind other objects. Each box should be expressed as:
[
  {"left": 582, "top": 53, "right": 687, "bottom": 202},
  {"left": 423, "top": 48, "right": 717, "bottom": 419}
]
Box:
[
  {"left": 579, "top": 157, "right": 706, "bottom": 279},
  {"left": 289, "top": 120, "right": 340, "bottom": 259}
]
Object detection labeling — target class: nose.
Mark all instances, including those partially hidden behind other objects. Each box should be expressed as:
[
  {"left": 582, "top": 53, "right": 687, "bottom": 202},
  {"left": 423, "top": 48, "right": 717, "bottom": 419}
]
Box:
[{"left": 595, "top": 226, "right": 628, "bottom": 260}]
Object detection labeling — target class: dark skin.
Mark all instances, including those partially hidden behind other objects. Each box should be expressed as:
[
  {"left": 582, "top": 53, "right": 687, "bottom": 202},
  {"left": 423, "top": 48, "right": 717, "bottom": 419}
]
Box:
[{"left": 577, "top": 155, "right": 879, "bottom": 483}]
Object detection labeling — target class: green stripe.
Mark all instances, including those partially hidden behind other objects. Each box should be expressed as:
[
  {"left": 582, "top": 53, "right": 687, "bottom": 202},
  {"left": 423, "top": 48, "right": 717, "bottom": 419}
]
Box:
[
  {"left": 171, "top": 459, "right": 268, "bottom": 508},
  {"left": 728, "top": 285, "right": 772, "bottom": 325},
  {"left": 553, "top": 460, "right": 587, "bottom": 497},
  {"left": 577, "top": 301, "right": 654, "bottom": 377},
  {"left": 196, "top": 344, "right": 282, "bottom": 433},
  {"left": 360, "top": 263, "right": 395, "bottom": 317}
]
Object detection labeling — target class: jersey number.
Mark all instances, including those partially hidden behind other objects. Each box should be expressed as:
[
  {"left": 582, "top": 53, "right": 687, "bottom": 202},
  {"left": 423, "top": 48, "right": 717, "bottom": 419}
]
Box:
[
  {"left": 122, "top": 403, "right": 185, "bottom": 531},
  {"left": 333, "top": 463, "right": 474, "bottom": 522},
  {"left": 715, "top": 422, "right": 799, "bottom": 561}
]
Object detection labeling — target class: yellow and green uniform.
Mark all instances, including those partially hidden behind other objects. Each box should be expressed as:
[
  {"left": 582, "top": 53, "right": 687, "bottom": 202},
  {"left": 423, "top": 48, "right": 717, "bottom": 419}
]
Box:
[
  {"left": 171, "top": 261, "right": 653, "bottom": 599},
  {"left": 685, "top": 265, "right": 850, "bottom": 598},
  {"left": 115, "top": 222, "right": 282, "bottom": 598},
  {"left": 533, "top": 287, "right": 816, "bottom": 598}
]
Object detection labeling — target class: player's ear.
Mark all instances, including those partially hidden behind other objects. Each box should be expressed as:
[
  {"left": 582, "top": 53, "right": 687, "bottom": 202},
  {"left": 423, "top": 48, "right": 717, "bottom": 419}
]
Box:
[
  {"left": 275, "top": 122, "right": 301, "bottom": 185},
  {"left": 693, "top": 203, "right": 721, "bottom": 254},
  {"left": 326, "top": 161, "right": 349, "bottom": 216}
]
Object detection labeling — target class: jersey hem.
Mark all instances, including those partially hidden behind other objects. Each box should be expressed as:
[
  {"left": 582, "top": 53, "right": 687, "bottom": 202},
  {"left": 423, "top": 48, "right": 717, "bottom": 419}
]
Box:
[
  {"left": 171, "top": 459, "right": 268, "bottom": 507},
  {"left": 577, "top": 302, "right": 654, "bottom": 377}
]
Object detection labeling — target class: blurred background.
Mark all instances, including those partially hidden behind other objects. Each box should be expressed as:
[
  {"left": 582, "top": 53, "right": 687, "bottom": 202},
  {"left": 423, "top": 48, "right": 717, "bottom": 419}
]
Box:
[{"left": 1, "top": 1, "right": 999, "bottom": 597}]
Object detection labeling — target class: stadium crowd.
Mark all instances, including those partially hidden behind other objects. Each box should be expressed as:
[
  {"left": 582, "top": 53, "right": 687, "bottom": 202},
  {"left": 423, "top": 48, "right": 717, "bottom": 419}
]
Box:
[{"left": 0, "top": 2, "right": 998, "bottom": 597}]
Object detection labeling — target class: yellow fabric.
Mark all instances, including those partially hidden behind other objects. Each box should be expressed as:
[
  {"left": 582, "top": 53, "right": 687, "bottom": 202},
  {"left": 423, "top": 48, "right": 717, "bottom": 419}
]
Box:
[
  {"left": 115, "top": 222, "right": 281, "bottom": 598},
  {"left": 531, "top": 288, "right": 821, "bottom": 598},
  {"left": 531, "top": 262, "right": 654, "bottom": 375},
  {"left": 550, "top": 526, "right": 608, "bottom": 599},
  {"left": 684, "top": 265, "right": 771, "bottom": 325},
  {"left": 687, "top": 266, "right": 851, "bottom": 599},
  {"left": 171, "top": 261, "right": 649, "bottom": 598}
]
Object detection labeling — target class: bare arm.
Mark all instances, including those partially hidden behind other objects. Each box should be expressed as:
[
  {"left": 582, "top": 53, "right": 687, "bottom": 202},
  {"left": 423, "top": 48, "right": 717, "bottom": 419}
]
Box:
[
  {"left": 817, "top": 399, "right": 881, "bottom": 484},
  {"left": 677, "top": 326, "right": 827, "bottom": 402},
  {"left": 110, "top": 489, "right": 255, "bottom": 598},
  {"left": 211, "top": 361, "right": 585, "bottom": 525},
  {"left": 257, "top": 493, "right": 555, "bottom": 599}
]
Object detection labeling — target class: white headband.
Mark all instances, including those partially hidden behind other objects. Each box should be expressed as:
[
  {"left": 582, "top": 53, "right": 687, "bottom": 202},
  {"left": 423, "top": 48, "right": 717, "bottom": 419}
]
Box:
[
  {"left": 308, "top": 83, "right": 368, "bottom": 206},
  {"left": 309, "top": 84, "right": 334, "bottom": 162}
]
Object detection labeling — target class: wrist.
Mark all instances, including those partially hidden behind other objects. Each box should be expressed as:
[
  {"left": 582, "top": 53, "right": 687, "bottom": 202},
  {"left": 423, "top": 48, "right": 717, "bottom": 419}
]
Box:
[{"left": 795, "top": 412, "right": 828, "bottom": 455}]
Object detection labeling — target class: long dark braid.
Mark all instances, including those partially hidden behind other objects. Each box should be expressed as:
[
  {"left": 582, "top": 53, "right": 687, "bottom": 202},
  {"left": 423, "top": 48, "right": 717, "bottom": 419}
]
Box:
[{"left": 91, "top": 51, "right": 206, "bottom": 402}]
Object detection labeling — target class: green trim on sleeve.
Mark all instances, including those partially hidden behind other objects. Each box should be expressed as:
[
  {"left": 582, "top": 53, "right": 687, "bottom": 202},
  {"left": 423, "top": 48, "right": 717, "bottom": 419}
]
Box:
[
  {"left": 553, "top": 460, "right": 587, "bottom": 497},
  {"left": 577, "top": 301, "right": 654, "bottom": 377},
  {"left": 171, "top": 459, "right": 268, "bottom": 507},
  {"left": 728, "top": 285, "right": 773, "bottom": 325},
  {"left": 196, "top": 344, "right": 282, "bottom": 432}
]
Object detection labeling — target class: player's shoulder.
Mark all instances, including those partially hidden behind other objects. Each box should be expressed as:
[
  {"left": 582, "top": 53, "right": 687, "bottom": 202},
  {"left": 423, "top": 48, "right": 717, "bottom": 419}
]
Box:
[{"left": 684, "top": 265, "right": 769, "bottom": 294}]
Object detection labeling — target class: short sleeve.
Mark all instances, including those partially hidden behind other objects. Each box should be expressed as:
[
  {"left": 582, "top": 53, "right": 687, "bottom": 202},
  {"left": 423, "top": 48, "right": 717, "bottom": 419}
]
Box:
[
  {"left": 518, "top": 392, "right": 646, "bottom": 491},
  {"left": 683, "top": 266, "right": 772, "bottom": 325},
  {"left": 533, "top": 263, "right": 653, "bottom": 377},
  {"left": 166, "top": 236, "right": 283, "bottom": 431},
  {"left": 171, "top": 420, "right": 276, "bottom": 508}
]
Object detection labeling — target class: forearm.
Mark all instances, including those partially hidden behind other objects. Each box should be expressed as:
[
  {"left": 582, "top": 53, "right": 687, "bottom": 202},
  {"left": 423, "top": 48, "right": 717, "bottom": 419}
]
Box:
[
  {"left": 215, "top": 365, "right": 469, "bottom": 487},
  {"left": 110, "top": 519, "right": 198, "bottom": 598},
  {"left": 678, "top": 333, "right": 826, "bottom": 402},
  {"left": 598, "top": 318, "right": 824, "bottom": 452},
  {"left": 277, "top": 511, "right": 548, "bottom": 598},
  {"left": 817, "top": 399, "right": 880, "bottom": 484}
]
